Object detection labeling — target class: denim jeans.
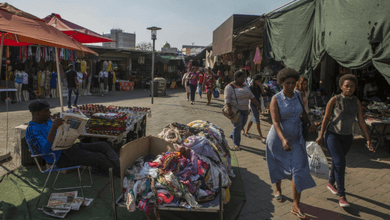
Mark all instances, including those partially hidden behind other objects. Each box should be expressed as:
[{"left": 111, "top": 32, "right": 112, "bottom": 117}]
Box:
[
  {"left": 57, "top": 142, "right": 120, "bottom": 177},
  {"left": 325, "top": 131, "right": 353, "bottom": 197},
  {"left": 189, "top": 83, "right": 197, "bottom": 101},
  {"left": 198, "top": 84, "right": 202, "bottom": 98},
  {"left": 67, "top": 87, "right": 79, "bottom": 107},
  {"left": 230, "top": 110, "right": 249, "bottom": 146}
]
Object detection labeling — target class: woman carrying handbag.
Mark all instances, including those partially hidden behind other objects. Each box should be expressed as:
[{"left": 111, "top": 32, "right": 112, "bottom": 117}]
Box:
[
  {"left": 224, "top": 71, "right": 261, "bottom": 151},
  {"left": 266, "top": 68, "right": 316, "bottom": 219}
]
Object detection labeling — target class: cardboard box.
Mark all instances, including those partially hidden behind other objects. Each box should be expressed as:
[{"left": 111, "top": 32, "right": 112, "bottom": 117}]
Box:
[
  {"left": 117, "top": 136, "right": 222, "bottom": 213},
  {"left": 120, "top": 136, "right": 174, "bottom": 190}
]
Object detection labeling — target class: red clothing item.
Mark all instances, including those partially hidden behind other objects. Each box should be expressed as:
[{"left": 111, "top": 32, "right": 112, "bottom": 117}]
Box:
[{"left": 198, "top": 72, "right": 204, "bottom": 84}]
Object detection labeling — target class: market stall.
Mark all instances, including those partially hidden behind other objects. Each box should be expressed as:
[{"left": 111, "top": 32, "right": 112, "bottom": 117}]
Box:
[
  {"left": 63, "top": 104, "right": 151, "bottom": 144},
  {"left": 110, "top": 120, "right": 233, "bottom": 220}
]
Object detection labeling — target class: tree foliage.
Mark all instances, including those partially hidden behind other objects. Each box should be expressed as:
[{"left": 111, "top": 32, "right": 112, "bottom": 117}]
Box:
[{"left": 136, "top": 42, "right": 152, "bottom": 51}]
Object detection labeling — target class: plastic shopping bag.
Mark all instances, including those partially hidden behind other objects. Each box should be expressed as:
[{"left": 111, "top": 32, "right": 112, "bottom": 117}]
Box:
[
  {"left": 260, "top": 97, "right": 265, "bottom": 112},
  {"left": 213, "top": 89, "right": 220, "bottom": 98},
  {"left": 306, "top": 142, "right": 329, "bottom": 180}
]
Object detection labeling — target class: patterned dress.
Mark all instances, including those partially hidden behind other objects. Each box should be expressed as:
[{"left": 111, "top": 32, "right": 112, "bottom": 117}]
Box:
[
  {"left": 45, "top": 71, "right": 51, "bottom": 90},
  {"left": 266, "top": 91, "right": 316, "bottom": 193},
  {"left": 204, "top": 74, "right": 215, "bottom": 93}
]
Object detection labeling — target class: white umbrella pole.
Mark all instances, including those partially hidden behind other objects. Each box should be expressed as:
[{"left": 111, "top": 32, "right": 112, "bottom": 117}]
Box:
[{"left": 55, "top": 47, "right": 64, "bottom": 112}]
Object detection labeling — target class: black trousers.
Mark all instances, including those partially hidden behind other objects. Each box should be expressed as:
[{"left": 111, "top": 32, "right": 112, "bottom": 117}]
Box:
[{"left": 57, "top": 142, "right": 120, "bottom": 177}]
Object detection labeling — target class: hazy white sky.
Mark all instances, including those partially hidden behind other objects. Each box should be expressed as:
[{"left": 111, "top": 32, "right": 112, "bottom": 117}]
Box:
[{"left": 11, "top": 0, "right": 291, "bottom": 49}]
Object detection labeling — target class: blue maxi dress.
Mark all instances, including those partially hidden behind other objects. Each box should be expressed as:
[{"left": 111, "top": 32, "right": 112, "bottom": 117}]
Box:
[{"left": 266, "top": 91, "right": 316, "bottom": 193}]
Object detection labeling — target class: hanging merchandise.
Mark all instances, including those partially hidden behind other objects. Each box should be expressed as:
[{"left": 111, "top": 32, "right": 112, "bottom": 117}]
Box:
[
  {"left": 73, "top": 50, "right": 77, "bottom": 61},
  {"left": 60, "top": 48, "right": 64, "bottom": 60},
  {"left": 36, "top": 46, "right": 41, "bottom": 63},
  {"left": 70, "top": 50, "right": 74, "bottom": 61},
  {"left": 253, "top": 47, "right": 262, "bottom": 65},
  {"left": 107, "top": 61, "right": 113, "bottom": 72},
  {"left": 28, "top": 46, "right": 32, "bottom": 58}
]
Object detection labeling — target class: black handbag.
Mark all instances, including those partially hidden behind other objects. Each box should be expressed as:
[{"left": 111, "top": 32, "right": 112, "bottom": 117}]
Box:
[{"left": 296, "top": 91, "right": 311, "bottom": 140}]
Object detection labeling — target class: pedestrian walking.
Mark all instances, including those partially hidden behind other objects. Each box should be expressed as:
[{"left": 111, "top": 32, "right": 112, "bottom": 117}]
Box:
[
  {"left": 203, "top": 67, "right": 216, "bottom": 105},
  {"left": 198, "top": 68, "right": 204, "bottom": 99},
  {"left": 65, "top": 64, "right": 79, "bottom": 108},
  {"left": 188, "top": 67, "right": 200, "bottom": 105},
  {"left": 224, "top": 71, "right": 261, "bottom": 151},
  {"left": 316, "top": 74, "right": 374, "bottom": 208},
  {"left": 182, "top": 69, "right": 190, "bottom": 101},
  {"left": 243, "top": 74, "right": 267, "bottom": 143},
  {"left": 266, "top": 68, "right": 316, "bottom": 219},
  {"left": 295, "top": 77, "right": 309, "bottom": 113}
]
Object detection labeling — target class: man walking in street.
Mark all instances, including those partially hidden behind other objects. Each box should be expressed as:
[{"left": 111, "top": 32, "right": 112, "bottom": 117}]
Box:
[{"left": 66, "top": 64, "right": 79, "bottom": 108}]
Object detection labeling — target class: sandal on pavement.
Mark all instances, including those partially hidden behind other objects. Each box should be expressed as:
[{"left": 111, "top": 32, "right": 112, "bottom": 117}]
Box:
[
  {"left": 274, "top": 193, "right": 283, "bottom": 202},
  {"left": 291, "top": 208, "right": 307, "bottom": 219},
  {"left": 243, "top": 133, "right": 251, "bottom": 138},
  {"left": 260, "top": 139, "right": 266, "bottom": 144}
]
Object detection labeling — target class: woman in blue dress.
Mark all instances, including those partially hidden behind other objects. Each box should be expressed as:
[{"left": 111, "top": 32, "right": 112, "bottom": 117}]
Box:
[{"left": 266, "top": 68, "right": 316, "bottom": 219}]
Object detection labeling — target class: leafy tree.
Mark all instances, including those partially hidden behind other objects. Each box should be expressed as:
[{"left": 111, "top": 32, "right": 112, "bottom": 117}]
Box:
[{"left": 136, "top": 42, "right": 152, "bottom": 51}]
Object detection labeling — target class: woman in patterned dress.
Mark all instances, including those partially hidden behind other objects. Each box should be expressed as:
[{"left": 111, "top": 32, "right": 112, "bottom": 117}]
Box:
[{"left": 203, "top": 67, "right": 216, "bottom": 105}]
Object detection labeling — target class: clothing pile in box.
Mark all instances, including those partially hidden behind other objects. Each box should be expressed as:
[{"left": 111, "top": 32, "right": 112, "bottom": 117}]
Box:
[
  {"left": 123, "top": 120, "right": 233, "bottom": 216},
  {"left": 86, "top": 113, "right": 127, "bottom": 136}
]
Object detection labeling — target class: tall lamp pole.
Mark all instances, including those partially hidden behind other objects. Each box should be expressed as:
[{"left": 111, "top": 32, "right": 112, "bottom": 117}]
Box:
[{"left": 147, "top": 26, "right": 161, "bottom": 104}]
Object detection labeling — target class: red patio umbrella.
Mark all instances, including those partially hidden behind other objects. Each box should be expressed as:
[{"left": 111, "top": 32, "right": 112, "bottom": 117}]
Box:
[
  {"left": 43, "top": 13, "right": 113, "bottom": 44},
  {"left": 0, "top": 3, "right": 98, "bottom": 112}
]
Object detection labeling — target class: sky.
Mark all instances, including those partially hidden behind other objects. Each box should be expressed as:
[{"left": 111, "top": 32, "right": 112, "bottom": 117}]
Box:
[{"left": 11, "top": 0, "right": 291, "bottom": 50}]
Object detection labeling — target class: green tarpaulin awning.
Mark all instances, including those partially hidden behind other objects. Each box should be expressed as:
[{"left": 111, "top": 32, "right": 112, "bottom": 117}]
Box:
[{"left": 263, "top": 0, "right": 390, "bottom": 83}]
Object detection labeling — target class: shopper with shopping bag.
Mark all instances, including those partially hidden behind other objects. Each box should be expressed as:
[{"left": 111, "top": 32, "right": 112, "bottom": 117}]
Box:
[{"left": 316, "top": 74, "right": 374, "bottom": 208}]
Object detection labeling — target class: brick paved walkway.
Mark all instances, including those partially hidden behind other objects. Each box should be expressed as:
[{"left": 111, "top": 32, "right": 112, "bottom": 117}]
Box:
[{"left": 1, "top": 89, "right": 390, "bottom": 219}]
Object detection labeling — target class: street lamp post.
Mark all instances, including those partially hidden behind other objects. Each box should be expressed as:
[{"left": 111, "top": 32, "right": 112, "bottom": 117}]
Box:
[{"left": 147, "top": 26, "right": 161, "bottom": 104}]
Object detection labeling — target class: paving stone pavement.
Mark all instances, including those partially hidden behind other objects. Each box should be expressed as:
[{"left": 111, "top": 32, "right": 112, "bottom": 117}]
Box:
[{"left": 1, "top": 88, "right": 390, "bottom": 220}]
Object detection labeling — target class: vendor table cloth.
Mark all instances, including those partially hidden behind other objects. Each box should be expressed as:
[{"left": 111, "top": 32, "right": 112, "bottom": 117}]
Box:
[
  {"left": 363, "top": 118, "right": 390, "bottom": 157},
  {"left": 80, "top": 110, "right": 151, "bottom": 144},
  {"left": 120, "top": 81, "right": 134, "bottom": 91}
]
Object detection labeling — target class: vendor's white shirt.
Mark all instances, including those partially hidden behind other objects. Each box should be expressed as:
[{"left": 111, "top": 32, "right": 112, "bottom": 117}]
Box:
[
  {"left": 103, "top": 71, "right": 108, "bottom": 78},
  {"left": 77, "top": 72, "right": 83, "bottom": 82},
  {"left": 364, "top": 83, "right": 378, "bottom": 96},
  {"left": 99, "top": 71, "right": 104, "bottom": 78}
]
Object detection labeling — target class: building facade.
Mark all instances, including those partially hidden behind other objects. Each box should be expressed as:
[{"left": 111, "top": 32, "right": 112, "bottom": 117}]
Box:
[
  {"left": 161, "top": 42, "right": 178, "bottom": 54},
  {"left": 182, "top": 45, "right": 206, "bottom": 56},
  {"left": 103, "top": 29, "right": 136, "bottom": 48}
]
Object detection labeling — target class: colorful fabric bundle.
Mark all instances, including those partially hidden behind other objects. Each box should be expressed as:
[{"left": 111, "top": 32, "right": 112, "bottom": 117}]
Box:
[{"left": 124, "top": 121, "right": 234, "bottom": 214}]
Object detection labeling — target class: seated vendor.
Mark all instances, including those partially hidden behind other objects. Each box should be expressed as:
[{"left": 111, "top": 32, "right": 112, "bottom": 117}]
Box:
[
  {"left": 364, "top": 81, "right": 381, "bottom": 102},
  {"left": 25, "top": 100, "right": 120, "bottom": 177}
]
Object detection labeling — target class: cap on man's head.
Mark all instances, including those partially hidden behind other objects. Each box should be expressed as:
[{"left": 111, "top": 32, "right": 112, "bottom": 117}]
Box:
[
  {"left": 68, "top": 63, "right": 74, "bottom": 68},
  {"left": 28, "top": 100, "right": 52, "bottom": 112}
]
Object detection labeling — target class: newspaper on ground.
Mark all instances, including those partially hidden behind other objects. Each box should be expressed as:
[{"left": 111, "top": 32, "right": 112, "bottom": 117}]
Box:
[
  {"left": 47, "top": 191, "right": 77, "bottom": 210},
  {"left": 42, "top": 206, "right": 68, "bottom": 219},
  {"left": 71, "top": 197, "right": 94, "bottom": 210},
  {"left": 52, "top": 113, "right": 89, "bottom": 150},
  {"left": 44, "top": 191, "right": 77, "bottom": 218}
]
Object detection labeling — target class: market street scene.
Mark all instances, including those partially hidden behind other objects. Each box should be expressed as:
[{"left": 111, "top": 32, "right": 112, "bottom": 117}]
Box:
[{"left": 1, "top": 0, "right": 390, "bottom": 220}]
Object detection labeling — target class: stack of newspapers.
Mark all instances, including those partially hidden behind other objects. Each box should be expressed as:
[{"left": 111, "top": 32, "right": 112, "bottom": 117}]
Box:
[{"left": 42, "top": 191, "right": 93, "bottom": 218}]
